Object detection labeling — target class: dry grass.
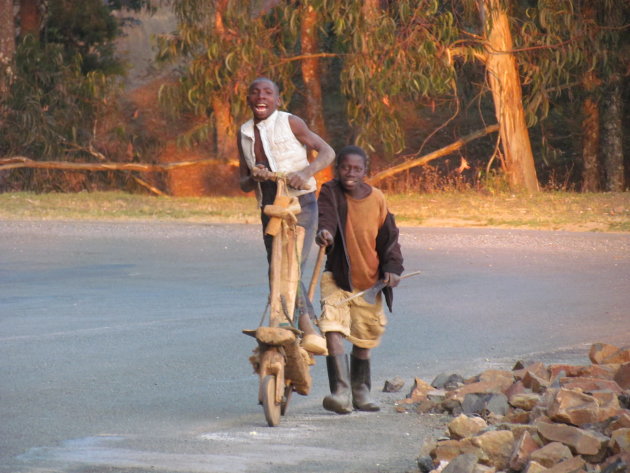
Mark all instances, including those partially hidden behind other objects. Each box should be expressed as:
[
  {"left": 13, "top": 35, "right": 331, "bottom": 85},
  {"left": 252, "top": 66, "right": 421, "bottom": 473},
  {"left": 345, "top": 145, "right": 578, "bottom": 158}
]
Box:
[
  {"left": 387, "top": 191, "right": 630, "bottom": 232},
  {"left": 0, "top": 190, "right": 628, "bottom": 232}
]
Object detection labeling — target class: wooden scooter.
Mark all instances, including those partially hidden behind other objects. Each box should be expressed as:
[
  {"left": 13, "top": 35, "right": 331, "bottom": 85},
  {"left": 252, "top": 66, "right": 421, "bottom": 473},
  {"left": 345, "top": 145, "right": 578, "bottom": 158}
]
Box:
[{"left": 243, "top": 177, "right": 325, "bottom": 426}]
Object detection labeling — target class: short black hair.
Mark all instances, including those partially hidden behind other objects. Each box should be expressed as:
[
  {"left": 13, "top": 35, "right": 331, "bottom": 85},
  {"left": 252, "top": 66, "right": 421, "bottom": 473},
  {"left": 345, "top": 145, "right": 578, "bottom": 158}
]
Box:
[
  {"left": 249, "top": 77, "right": 279, "bottom": 95},
  {"left": 336, "top": 145, "right": 368, "bottom": 168}
]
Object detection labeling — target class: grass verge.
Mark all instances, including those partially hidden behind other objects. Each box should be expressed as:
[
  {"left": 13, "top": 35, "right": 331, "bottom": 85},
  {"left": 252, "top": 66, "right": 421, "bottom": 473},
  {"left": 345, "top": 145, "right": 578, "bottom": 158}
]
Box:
[{"left": 0, "top": 190, "right": 628, "bottom": 232}]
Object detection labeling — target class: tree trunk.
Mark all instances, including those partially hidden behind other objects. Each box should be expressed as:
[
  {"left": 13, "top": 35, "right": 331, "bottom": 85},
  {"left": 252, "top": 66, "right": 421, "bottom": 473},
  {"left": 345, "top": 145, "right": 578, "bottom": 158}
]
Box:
[
  {"left": 211, "top": 3, "right": 236, "bottom": 162},
  {"left": 599, "top": 3, "right": 625, "bottom": 192},
  {"left": 580, "top": 95, "right": 601, "bottom": 192},
  {"left": 361, "top": 0, "right": 380, "bottom": 55},
  {"left": 579, "top": 64, "right": 604, "bottom": 192},
  {"left": 211, "top": 95, "right": 236, "bottom": 161},
  {"left": 0, "top": 0, "right": 15, "bottom": 95},
  {"left": 165, "top": 2, "right": 236, "bottom": 196},
  {"left": 362, "top": 0, "right": 380, "bottom": 16},
  {"left": 601, "top": 75, "right": 624, "bottom": 191},
  {"left": 481, "top": 0, "right": 539, "bottom": 192},
  {"left": 19, "top": 0, "right": 40, "bottom": 38},
  {"left": 300, "top": 3, "right": 331, "bottom": 184}
]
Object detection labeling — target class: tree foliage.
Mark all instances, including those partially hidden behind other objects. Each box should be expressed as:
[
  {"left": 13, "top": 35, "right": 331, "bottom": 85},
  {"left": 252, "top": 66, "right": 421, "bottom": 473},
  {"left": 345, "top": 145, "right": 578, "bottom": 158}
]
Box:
[
  {"left": 513, "top": 0, "right": 629, "bottom": 124},
  {"left": 2, "top": 0, "right": 627, "bottom": 192},
  {"left": 509, "top": 0, "right": 629, "bottom": 187},
  {"left": 156, "top": 1, "right": 299, "bottom": 146},
  {"left": 0, "top": 0, "right": 152, "bottom": 191},
  {"left": 2, "top": 36, "right": 111, "bottom": 159},
  {"left": 323, "top": 0, "right": 458, "bottom": 153},
  {"left": 157, "top": 0, "right": 461, "bottom": 156},
  {"left": 45, "top": 0, "right": 121, "bottom": 75}
]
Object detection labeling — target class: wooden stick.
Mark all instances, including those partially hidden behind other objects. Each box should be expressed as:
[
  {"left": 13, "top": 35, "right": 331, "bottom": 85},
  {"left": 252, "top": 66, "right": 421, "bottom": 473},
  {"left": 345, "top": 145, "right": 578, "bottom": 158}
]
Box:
[{"left": 307, "top": 246, "right": 326, "bottom": 303}]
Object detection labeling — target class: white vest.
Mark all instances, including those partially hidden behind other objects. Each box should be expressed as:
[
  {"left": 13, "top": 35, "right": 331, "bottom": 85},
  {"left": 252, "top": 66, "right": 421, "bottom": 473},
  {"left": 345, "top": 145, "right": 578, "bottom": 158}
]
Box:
[{"left": 240, "top": 110, "right": 316, "bottom": 205}]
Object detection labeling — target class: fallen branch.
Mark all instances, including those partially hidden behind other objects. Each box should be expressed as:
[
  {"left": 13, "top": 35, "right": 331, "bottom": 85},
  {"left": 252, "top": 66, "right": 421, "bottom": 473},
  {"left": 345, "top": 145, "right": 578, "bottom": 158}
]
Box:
[
  {"left": 366, "top": 124, "right": 500, "bottom": 186},
  {"left": 0, "top": 156, "right": 226, "bottom": 172},
  {"left": 83, "top": 141, "right": 167, "bottom": 197},
  {"left": 0, "top": 156, "right": 234, "bottom": 197}
]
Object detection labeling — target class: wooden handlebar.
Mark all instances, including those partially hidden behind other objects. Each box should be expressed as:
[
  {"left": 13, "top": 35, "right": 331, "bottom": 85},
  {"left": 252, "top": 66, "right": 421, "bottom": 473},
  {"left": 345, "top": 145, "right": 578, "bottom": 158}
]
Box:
[{"left": 255, "top": 170, "right": 311, "bottom": 191}]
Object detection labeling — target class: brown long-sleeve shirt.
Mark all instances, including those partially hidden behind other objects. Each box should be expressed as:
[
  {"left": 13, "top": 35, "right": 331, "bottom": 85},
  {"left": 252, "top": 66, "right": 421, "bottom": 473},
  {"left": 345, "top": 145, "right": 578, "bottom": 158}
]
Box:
[{"left": 317, "top": 179, "right": 404, "bottom": 311}]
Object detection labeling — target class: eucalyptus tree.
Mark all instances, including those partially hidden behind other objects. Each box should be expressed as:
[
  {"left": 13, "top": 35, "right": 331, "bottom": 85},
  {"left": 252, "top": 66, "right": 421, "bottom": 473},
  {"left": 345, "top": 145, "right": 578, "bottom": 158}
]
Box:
[
  {"left": 478, "top": 0, "right": 539, "bottom": 191},
  {"left": 0, "top": 0, "right": 153, "bottom": 191},
  {"left": 512, "top": 0, "right": 629, "bottom": 191},
  {"left": 298, "top": 2, "right": 331, "bottom": 182},
  {"left": 18, "top": 0, "right": 40, "bottom": 38},
  {"left": 159, "top": 0, "right": 544, "bottom": 192},
  {"left": 318, "top": 0, "right": 627, "bottom": 192},
  {"left": 156, "top": 1, "right": 467, "bottom": 176},
  {"left": 318, "top": 0, "right": 457, "bottom": 154},
  {"left": 157, "top": 1, "right": 299, "bottom": 163},
  {"left": 156, "top": 0, "right": 626, "bottom": 193},
  {"left": 0, "top": 0, "right": 15, "bottom": 95},
  {"left": 316, "top": 0, "right": 540, "bottom": 191},
  {"left": 1, "top": 0, "right": 125, "bottom": 163},
  {"left": 598, "top": 3, "right": 627, "bottom": 192}
]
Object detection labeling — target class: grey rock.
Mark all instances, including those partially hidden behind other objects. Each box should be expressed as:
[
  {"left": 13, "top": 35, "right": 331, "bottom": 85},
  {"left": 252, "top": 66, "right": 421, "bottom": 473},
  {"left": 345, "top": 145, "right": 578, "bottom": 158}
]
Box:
[
  {"left": 602, "top": 458, "right": 628, "bottom": 473},
  {"left": 383, "top": 376, "right": 405, "bottom": 392},
  {"left": 417, "top": 455, "right": 435, "bottom": 473},
  {"left": 442, "top": 453, "right": 478, "bottom": 473},
  {"left": 432, "top": 373, "right": 465, "bottom": 390},
  {"left": 462, "top": 393, "right": 509, "bottom": 417}
]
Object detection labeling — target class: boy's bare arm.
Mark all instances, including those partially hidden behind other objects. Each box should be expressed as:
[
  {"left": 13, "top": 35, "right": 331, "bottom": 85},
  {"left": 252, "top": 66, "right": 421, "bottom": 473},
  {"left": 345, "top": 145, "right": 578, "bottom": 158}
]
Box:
[{"left": 288, "top": 115, "right": 335, "bottom": 189}]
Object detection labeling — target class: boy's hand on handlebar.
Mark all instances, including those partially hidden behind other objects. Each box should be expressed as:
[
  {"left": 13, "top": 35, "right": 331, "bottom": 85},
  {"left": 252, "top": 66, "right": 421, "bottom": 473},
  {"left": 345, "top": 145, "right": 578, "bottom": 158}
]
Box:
[
  {"left": 383, "top": 272, "right": 401, "bottom": 288},
  {"left": 316, "top": 229, "right": 333, "bottom": 247},
  {"left": 251, "top": 164, "right": 274, "bottom": 182},
  {"left": 286, "top": 170, "right": 311, "bottom": 190}
]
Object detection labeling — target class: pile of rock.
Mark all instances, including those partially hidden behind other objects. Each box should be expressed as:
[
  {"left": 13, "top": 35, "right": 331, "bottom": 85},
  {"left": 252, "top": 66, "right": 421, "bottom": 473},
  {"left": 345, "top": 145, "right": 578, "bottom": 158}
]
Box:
[{"left": 396, "top": 342, "right": 630, "bottom": 473}]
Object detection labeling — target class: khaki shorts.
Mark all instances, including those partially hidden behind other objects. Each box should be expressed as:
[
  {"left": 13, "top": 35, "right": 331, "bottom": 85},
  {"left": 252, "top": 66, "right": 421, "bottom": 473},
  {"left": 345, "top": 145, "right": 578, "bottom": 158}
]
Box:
[{"left": 318, "top": 272, "right": 387, "bottom": 349}]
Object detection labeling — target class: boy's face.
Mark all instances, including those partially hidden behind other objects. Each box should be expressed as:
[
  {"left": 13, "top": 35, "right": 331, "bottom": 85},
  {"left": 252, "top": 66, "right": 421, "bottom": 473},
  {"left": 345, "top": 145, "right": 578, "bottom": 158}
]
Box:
[
  {"left": 337, "top": 153, "right": 367, "bottom": 193},
  {"left": 247, "top": 79, "right": 280, "bottom": 122}
]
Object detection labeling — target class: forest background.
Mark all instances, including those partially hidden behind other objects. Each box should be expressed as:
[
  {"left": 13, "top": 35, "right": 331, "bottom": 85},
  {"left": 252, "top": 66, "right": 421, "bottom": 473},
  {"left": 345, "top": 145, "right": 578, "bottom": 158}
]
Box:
[{"left": 0, "top": 0, "right": 628, "bottom": 209}]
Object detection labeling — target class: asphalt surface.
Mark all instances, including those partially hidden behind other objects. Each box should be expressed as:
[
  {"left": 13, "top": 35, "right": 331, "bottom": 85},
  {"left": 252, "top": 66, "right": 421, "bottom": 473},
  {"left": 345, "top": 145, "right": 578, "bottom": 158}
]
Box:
[{"left": 1, "top": 220, "right": 629, "bottom": 473}]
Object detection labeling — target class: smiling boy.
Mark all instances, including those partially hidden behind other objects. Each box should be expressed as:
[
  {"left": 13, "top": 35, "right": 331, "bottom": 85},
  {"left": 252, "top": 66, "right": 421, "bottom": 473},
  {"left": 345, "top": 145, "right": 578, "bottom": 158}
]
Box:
[
  {"left": 316, "top": 145, "right": 404, "bottom": 414},
  {"left": 238, "top": 77, "right": 334, "bottom": 355}
]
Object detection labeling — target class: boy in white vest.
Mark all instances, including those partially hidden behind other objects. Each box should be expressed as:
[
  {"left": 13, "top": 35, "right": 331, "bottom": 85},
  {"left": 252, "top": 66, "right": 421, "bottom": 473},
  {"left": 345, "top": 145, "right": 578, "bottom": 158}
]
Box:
[{"left": 238, "top": 77, "right": 334, "bottom": 355}]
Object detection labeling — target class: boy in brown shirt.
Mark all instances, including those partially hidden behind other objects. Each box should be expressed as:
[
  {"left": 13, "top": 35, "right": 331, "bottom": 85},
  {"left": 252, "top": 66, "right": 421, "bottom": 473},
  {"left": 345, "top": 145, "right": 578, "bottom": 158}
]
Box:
[{"left": 316, "top": 145, "right": 404, "bottom": 414}]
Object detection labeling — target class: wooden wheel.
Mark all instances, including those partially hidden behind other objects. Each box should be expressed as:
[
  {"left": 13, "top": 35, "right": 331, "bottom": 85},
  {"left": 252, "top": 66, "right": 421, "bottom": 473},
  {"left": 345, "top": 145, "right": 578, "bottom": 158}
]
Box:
[{"left": 262, "top": 374, "right": 281, "bottom": 427}]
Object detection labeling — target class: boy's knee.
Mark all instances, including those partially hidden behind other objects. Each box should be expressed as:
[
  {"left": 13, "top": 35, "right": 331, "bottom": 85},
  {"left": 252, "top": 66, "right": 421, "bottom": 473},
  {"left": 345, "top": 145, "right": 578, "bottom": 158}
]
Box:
[{"left": 325, "top": 331, "right": 345, "bottom": 355}]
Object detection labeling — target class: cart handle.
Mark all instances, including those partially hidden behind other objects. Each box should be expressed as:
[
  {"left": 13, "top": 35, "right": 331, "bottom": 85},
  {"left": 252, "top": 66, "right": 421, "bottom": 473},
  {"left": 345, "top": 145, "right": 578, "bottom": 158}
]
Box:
[
  {"left": 256, "top": 170, "right": 311, "bottom": 191},
  {"left": 307, "top": 246, "right": 326, "bottom": 303}
]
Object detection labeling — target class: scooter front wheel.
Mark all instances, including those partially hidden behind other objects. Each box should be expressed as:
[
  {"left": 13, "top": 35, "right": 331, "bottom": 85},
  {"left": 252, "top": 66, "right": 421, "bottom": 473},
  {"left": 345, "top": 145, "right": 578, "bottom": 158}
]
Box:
[{"left": 262, "top": 374, "right": 281, "bottom": 426}]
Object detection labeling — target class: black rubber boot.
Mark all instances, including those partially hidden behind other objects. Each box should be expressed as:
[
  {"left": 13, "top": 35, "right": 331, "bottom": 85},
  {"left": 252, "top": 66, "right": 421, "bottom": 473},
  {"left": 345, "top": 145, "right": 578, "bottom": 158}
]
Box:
[
  {"left": 323, "top": 355, "right": 352, "bottom": 414},
  {"left": 351, "top": 355, "right": 380, "bottom": 412}
]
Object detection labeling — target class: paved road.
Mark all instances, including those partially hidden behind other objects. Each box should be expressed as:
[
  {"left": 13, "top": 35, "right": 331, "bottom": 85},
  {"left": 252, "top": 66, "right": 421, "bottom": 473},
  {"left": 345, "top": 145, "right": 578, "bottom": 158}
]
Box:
[{"left": 1, "top": 221, "right": 629, "bottom": 473}]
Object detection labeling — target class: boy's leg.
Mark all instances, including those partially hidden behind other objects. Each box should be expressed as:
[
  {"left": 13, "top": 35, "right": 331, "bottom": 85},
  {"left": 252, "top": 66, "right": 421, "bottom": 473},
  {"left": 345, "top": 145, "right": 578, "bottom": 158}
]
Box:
[
  {"left": 295, "top": 193, "right": 327, "bottom": 355},
  {"left": 296, "top": 192, "right": 317, "bottom": 267},
  {"left": 319, "top": 273, "right": 352, "bottom": 414},
  {"left": 350, "top": 349, "right": 380, "bottom": 411},
  {"left": 261, "top": 210, "right": 273, "bottom": 265},
  {"left": 346, "top": 295, "right": 386, "bottom": 412},
  {"left": 326, "top": 331, "right": 345, "bottom": 355},
  {"left": 323, "top": 351, "right": 352, "bottom": 414}
]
